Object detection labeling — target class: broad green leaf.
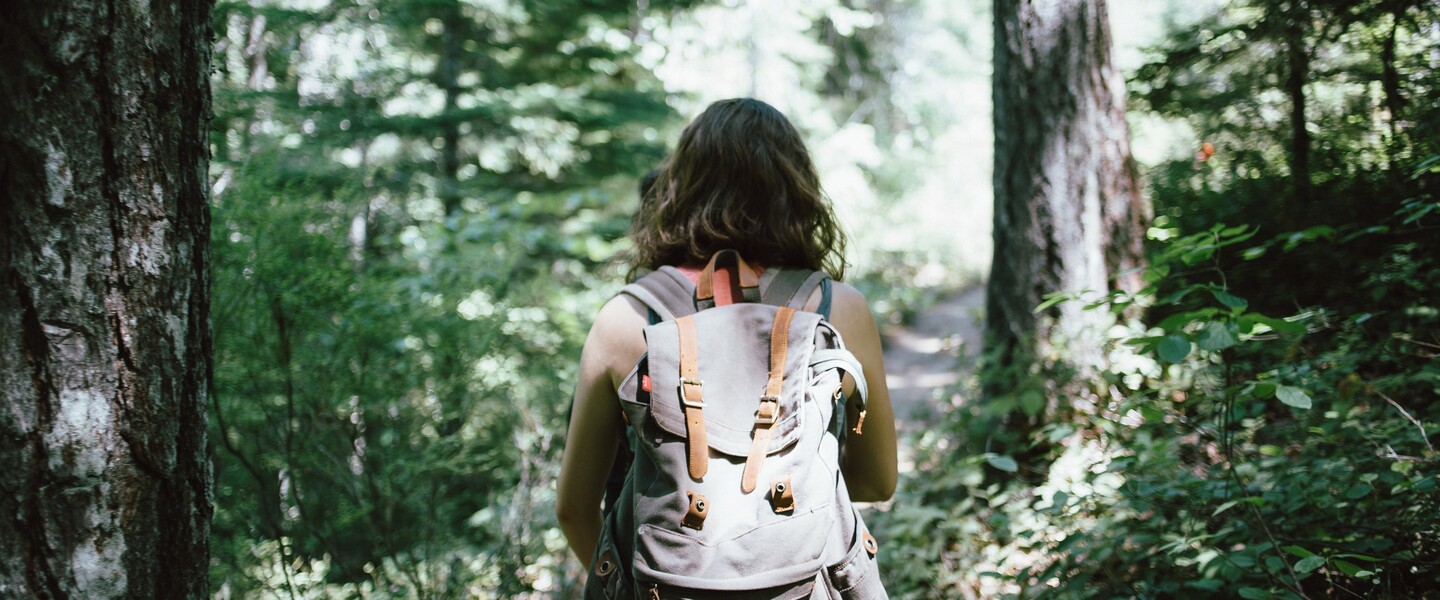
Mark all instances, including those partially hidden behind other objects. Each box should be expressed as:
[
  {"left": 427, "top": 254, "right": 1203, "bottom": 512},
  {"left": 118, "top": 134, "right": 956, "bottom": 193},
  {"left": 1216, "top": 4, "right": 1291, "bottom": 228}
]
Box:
[
  {"left": 1157, "top": 335, "right": 1192, "bottom": 363},
  {"left": 1276, "top": 385, "right": 1313, "bottom": 409},
  {"left": 1158, "top": 308, "right": 1220, "bottom": 332},
  {"left": 986, "top": 455, "right": 1019, "bottom": 473},
  {"left": 1238, "top": 313, "right": 1306, "bottom": 335},
  {"left": 1032, "top": 292, "right": 1071, "bottom": 313},
  {"left": 1284, "top": 545, "right": 1317, "bottom": 559},
  {"left": 1238, "top": 586, "right": 1269, "bottom": 599},
  {"left": 1188, "top": 579, "right": 1223, "bottom": 591},
  {"left": 1196, "top": 321, "right": 1237, "bottom": 351},
  {"left": 1251, "top": 382, "right": 1277, "bottom": 398},
  {"left": 1219, "top": 224, "right": 1250, "bottom": 237},
  {"left": 1333, "top": 559, "right": 1366, "bottom": 577},
  {"left": 1294, "top": 555, "right": 1326, "bottom": 573},
  {"left": 1212, "top": 500, "right": 1238, "bottom": 517},
  {"left": 1210, "top": 289, "right": 1248, "bottom": 310},
  {"left": 1345, "top": 484, "right": 1371, "bottom": 499},
  {"left": 1125, "top": 335, "right": 1163, "bottom": 349}
]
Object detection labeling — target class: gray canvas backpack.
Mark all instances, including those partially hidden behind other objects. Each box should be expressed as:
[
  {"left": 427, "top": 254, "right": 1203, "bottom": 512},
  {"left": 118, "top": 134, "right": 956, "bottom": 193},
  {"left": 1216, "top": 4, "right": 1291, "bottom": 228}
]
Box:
[{"left": 584, "top": 250, "right": 887, "bottom": 599}]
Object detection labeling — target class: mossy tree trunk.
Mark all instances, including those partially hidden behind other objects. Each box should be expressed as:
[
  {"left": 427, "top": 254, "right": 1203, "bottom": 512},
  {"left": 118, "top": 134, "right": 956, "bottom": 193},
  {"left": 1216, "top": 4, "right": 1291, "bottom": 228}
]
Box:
[
  {"left": 985, "top": 0, "right": 1148, "bottom": 471},
  {"left": 0, "top": 0, "right": 213, "bottom": 597}
]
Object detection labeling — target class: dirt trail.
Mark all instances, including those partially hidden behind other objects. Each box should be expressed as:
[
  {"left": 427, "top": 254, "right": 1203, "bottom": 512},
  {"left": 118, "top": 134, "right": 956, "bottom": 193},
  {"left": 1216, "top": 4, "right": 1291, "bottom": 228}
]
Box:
[{"left": 880, "top": 285, "right": 985, "bottom": 473}]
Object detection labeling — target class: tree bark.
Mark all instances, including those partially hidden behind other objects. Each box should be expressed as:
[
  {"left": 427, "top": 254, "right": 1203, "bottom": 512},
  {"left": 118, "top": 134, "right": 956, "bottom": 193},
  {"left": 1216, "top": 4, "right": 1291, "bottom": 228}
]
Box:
[
  {"left": 0, "top": 1, "right": 213, "bottom": 598},
  {"left": 986, "top": 0, "right": 1148, "bottom": 456},
  {"left": 1284, "top": 0, "right": 1312, "bottom": 209}
]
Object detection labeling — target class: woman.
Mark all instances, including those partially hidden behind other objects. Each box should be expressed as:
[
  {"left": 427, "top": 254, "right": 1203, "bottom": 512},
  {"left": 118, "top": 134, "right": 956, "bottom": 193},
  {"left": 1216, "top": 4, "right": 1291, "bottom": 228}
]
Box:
[{"left": 557, "top": 98, "right": 897, "bottom": 594}]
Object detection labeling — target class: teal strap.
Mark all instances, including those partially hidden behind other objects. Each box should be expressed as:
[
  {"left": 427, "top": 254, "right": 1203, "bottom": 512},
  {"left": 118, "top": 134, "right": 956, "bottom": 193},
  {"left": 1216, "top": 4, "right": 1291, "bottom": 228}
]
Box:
[{"left": 817, "top": 278, "right": 833, "bottom": 320}]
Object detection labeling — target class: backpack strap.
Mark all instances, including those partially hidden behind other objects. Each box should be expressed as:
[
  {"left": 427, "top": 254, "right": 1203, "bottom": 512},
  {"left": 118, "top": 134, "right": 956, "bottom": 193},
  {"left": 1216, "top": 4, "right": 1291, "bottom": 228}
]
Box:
[
  {"left": 816, "top": 278, "right": 834, "bottom": 320},
  {"left": 695, "top": 249, "right": 761, "bottom": 309},
  {"left": 622, "top": 263, "right": 834, "bottom": 321},
  {"left": 811, "top": 348, "right": 869, "bottom": 434},
  {"left": 619, "top": 266, "right": 698, "bottom": 322},
  {"left": 675, "top": 315, "right": 709, "bottom": 480},
  {"left": 741, "top": 306, "right": 796, "bottom": 494},
  {"left": 766, "top": 268, "right": 833, "bottom": 320},
  {"left": 759, "top": 268, "right": 812, "bottom": 307}
]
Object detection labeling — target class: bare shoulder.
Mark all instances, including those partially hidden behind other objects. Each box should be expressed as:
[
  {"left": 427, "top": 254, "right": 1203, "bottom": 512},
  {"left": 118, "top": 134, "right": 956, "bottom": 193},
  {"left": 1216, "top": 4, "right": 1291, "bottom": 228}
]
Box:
[
  {"left": 584, "top": 293, "right": 650, "bottom": 388},
  {"left": 826, "top": 281, "right": 872, "bottom": 323}
]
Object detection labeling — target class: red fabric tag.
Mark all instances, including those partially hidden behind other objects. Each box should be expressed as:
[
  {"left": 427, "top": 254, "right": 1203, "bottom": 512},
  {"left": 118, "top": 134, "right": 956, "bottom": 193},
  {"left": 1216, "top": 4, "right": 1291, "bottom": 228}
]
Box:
[{"left": 641, "top": 374, "right": 652, "bottom": 392}]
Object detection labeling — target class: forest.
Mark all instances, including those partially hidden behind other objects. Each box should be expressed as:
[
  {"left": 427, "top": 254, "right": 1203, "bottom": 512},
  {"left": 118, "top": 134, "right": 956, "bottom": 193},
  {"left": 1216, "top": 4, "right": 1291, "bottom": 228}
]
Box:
[{"left": 0, "top": 0, "right": 1436, "bottom": 598}]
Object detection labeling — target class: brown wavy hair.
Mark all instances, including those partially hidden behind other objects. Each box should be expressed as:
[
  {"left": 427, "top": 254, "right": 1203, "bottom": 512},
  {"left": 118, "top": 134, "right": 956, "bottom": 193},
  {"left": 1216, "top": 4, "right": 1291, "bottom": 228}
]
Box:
[{"left": 628, "top": 98, "right": 847, "bottom": 280}]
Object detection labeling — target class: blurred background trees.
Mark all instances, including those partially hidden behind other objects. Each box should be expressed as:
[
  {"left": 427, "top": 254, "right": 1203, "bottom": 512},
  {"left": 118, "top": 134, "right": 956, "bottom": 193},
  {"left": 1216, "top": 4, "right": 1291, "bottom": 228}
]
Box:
[
  {"left": 203, "top": 0, "right": 1438, "bottom": 597},
  {"left": 208, "top": 0, "right": 984, "bottom": 595}
]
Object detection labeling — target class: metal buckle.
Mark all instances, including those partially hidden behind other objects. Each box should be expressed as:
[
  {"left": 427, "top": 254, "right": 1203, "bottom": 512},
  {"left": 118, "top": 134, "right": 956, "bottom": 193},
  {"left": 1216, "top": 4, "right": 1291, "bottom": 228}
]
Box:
[
  {"left": 755, "top": 395, "right": 781, "bottom": 425},
  {"left": 679, "top": 377, "right": 705, "bottom": 408}
]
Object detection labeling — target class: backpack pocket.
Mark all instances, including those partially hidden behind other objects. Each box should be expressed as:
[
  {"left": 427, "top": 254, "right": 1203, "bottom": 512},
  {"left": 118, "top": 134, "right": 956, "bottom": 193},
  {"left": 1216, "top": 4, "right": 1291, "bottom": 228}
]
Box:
[
  {"left": 820, "top": 515, "right": 887, "bottom": 599},
  {"left": 632, "top": 499, "right": 834, "bottom": 590},
  {"left": 636, "top": 577, "right": 821, "bottom": 600},
  {"left": 585, "top": 517, "right": 633, "bottom": 600}
]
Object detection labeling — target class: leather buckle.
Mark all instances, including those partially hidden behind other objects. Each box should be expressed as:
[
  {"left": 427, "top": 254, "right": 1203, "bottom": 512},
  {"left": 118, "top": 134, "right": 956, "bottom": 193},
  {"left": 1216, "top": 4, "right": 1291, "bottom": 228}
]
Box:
[
  {"left": 682, "top": 491, "right": 708, "bottom": 530},
  {"left": 679, "top": 377, "right": 705, "bottom": 408},
  {"left": 755, "top": 395, "right": 780, "bottom": 425},
  {"left": 770, "top": 474, "right": 795, "bottom": 514}
]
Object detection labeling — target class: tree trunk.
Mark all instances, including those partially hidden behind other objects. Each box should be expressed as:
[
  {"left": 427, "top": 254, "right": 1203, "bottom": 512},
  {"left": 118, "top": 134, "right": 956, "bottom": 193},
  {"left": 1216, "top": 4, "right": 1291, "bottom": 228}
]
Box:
[
  {"left": 1284, "top": 0, "right": 1311, "bottom": 209},
  {"left": 0, "top": 1, "right": 213, "bottom": 598},
  {"left": 985, "top": 0, "right": 1148, "bottom": 463},
  {"left": 439, "top": 1, "right": 464, "bottom": 217},
  {"left": 1380, "top": 11, "right": 1407, "bottom": 140}
]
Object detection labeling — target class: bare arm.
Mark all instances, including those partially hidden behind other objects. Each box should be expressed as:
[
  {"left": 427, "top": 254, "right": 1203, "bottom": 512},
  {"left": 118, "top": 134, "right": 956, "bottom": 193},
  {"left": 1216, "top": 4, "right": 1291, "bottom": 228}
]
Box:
[
  {"left": 555, "top": 296, "right": 647, "bottom": 564},
  {"left": 817, "top": 282, "right": 898, "bottom": 502}
]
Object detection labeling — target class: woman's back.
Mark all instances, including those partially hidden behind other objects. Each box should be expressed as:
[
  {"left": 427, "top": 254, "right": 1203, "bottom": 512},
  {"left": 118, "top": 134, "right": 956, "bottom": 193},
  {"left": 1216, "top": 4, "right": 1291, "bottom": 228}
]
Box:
[{"left": 555, "top": 98, "right": 896, "bottom": 598}]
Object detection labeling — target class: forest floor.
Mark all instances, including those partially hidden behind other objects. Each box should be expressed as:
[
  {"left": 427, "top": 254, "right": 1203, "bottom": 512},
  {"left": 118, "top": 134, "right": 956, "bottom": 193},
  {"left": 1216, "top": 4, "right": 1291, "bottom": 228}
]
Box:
[{"left": 880, "top": 285, "right": 986, "bottom": 474}]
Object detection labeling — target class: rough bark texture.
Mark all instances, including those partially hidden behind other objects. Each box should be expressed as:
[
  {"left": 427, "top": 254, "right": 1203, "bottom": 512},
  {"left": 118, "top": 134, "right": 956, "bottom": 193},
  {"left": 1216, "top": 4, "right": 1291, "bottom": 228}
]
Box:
[
  {"left": 986, "top": 0, "right": 1148, "bottom": 407},
  {"left": 0, "top": 0, "right": 213, "bottom": 598}
]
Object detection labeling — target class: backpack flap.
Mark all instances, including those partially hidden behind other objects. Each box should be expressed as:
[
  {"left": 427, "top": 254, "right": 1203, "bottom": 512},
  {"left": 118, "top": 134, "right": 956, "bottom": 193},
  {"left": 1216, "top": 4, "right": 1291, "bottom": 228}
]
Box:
[{"left": 642, "top": 303, "right": 822, "bottom": 461}]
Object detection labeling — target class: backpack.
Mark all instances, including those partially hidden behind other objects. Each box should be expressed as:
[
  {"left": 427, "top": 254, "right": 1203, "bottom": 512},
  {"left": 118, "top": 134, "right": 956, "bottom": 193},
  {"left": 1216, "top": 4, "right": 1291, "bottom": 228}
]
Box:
[{"left": 585, "top": 250, "right": 887, "bottom": 600}]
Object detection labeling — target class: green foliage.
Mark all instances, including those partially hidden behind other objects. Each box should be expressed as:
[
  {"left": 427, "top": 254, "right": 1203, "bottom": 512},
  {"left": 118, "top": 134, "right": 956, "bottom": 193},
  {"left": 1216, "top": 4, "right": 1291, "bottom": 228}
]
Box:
[
  {"left": 207, "top": 0, "right": 981, "bottom": 596},
  {"left": 873, "top": 0, "right": 1440, "bottom": 590},
  {"left": 877, "top": 185, "right": 1440, "bottom": 597},
  {"left": 207, "top": 0, "right": 1440, "bottom": 596},
  {"left": 208, "top": 0, "right": 689, "bottom": 596}
]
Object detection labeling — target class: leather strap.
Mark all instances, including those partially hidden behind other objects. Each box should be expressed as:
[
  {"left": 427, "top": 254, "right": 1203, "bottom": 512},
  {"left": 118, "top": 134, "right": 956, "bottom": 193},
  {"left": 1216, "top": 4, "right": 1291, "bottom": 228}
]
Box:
[
  {"left": 741, "top": 307, "right": 795, "bottom": 493},
  {"left": 770, "top": 474, "right": 795, "bottom": 514},
  {"left": 696, "top": 249, "right": 760, "bottom": 309},
  {"left": 676, "top": 315, "right": 707, "bottom": 480},
  {"left": 682, "top": 491, "right": 708, "bottom": 530}
]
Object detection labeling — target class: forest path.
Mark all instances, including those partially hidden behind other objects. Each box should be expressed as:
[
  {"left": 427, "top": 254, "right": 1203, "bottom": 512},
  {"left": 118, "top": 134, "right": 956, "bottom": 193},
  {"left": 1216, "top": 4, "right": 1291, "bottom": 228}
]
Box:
[{"left": 880, "top": 285, "right": 985, "bottom": 473}]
